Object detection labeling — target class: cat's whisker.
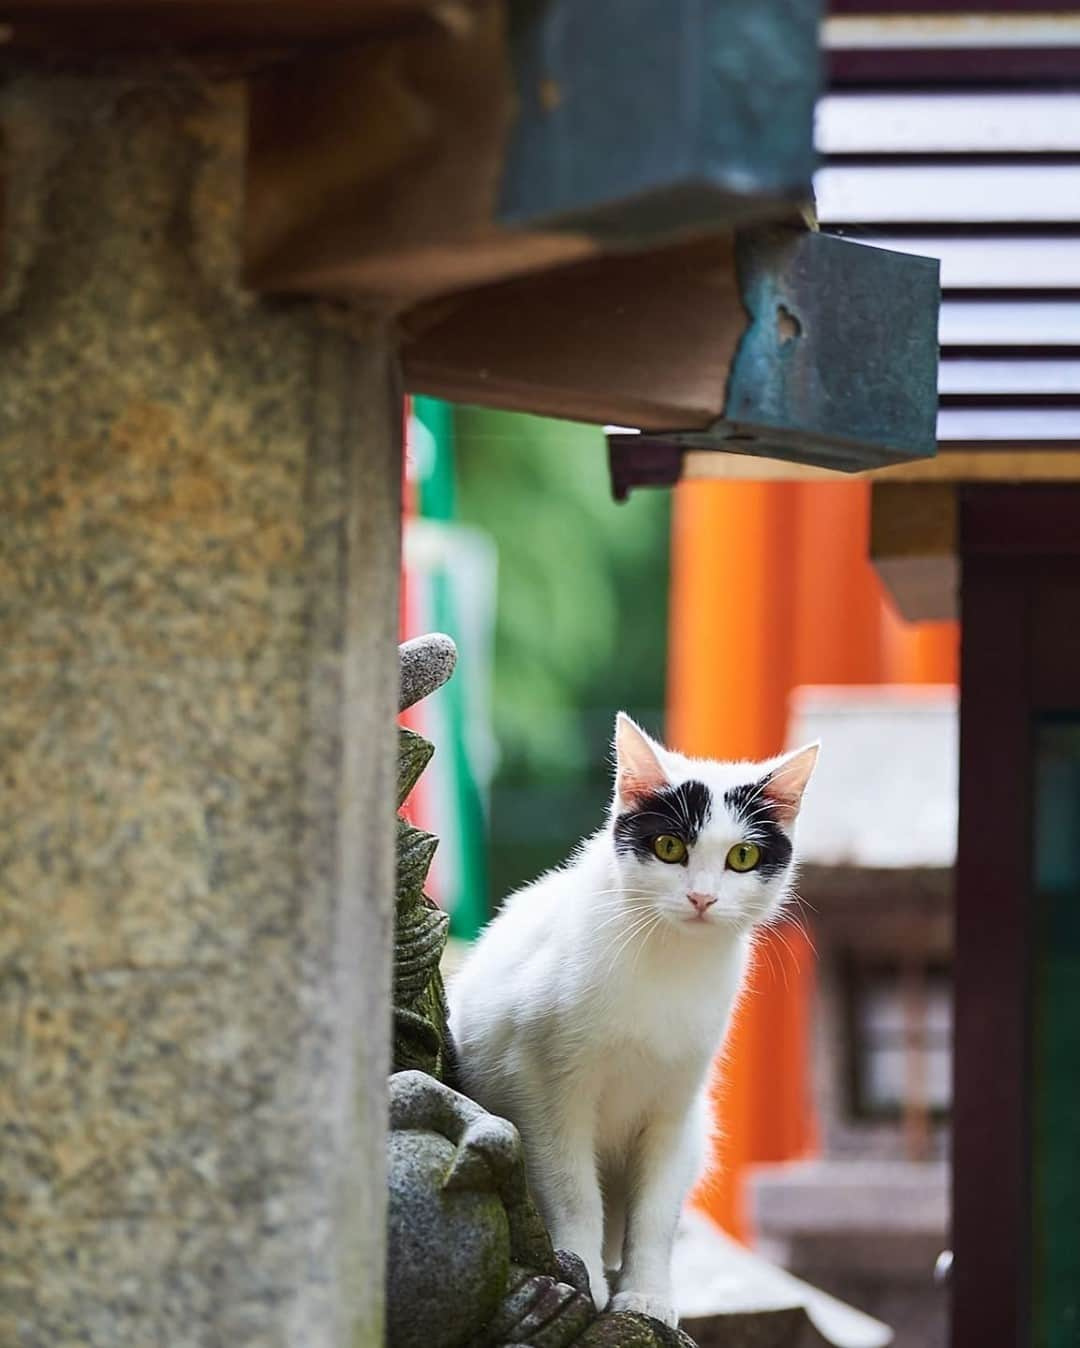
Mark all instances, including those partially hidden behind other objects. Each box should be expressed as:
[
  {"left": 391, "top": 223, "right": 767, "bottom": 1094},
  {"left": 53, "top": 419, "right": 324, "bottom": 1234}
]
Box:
[
  {"left": 788, "top": 888, "right": 819, "bottom": 921},
  {"left": 766, "top": 889, "right": 819, "bottom": 958},
  {"left": 594, "top": 910, "right": 666, "bottom": 970},
  {"left": 749, "top": 939, "right": 774, "bottom": 989},
  {"left": 589, "top": 933, "right": 648, "bottom": 980},
  {"left": 798, "top": 926, "right": 819, "bottom": 960},
  {"left": 784, "top": 905, "right": 818, "bottom": 959},
  {"left": 591, "top": 896, "right": 652, "bottom": 913},
  {"left": 628, "top": 914, "right": 667, "bottom": 977},
  {"left": 758, "top": 934, "right": 788, "bottom": 992},
  {"left": 589, "top": 894, "right": 656, "bottom": 917},
  {"left": 668, "top": 790, "right": 693, "bottom": 836},
  {"left": 590, "top": 899, "right": 649, "bottom": 916},
  {"left": 590, "top": 908, "right": 659, "bottom": 953},
  {"left": 596, "top": 924, "right": 651, "bottom": 971},
  {"left": 592, "top": 906, "right": 655, "bottom": 935},
  {"left": 741, "top": 801, "right": 781, "bottom": 825},
  {"left": 604, "top": 912, "right": 664, "bottom": 959},
  {"left": 733, "top": 777, "right": 772, "bottom": 818},
  {"left": 770, "top": 924, "right": 804, "bottom": 982}
]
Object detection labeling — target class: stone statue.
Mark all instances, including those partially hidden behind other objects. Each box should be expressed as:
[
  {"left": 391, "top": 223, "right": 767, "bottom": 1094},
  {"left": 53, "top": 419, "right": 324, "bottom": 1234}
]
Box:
[
  {"left": 388, "top": 634, "right": 696, "bottom": 1348},
  {"left": 394, "top": 721, "right": 452, "bottom": 1080}
]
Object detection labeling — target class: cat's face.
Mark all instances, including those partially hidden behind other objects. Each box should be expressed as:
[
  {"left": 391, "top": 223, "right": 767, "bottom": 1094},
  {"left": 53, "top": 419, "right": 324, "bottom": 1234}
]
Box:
[{"left": 608, "top": 713, "right": 817, "bottom": 935}]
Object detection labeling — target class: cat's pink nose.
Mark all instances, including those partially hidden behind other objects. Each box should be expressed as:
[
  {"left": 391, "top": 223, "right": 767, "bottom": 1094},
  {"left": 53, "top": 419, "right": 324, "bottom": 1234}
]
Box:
[{"left": 688, "top": 892, "right": 716, "bottom": 916}]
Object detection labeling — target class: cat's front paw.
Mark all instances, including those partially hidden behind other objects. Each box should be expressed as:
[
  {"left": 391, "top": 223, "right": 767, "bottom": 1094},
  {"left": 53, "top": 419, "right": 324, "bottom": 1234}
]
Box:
[
  {"left": 585, "top": 1263, "right": 610, "bottom": 1312},
  {"left": 610, "top": 1291, "right": 679, "bottom": 1327}
]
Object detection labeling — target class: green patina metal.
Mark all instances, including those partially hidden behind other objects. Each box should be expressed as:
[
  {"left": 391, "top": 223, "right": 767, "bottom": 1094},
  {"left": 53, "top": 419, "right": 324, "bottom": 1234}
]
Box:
[
  {"left": 499, "top": 0, "right": 822, "bottom": 240},
  {"left": 609, "top": 226, "right": 942, "bottom": 491},
  {"left": 720, "top": 228, "right": 941, "bottom": 469}
]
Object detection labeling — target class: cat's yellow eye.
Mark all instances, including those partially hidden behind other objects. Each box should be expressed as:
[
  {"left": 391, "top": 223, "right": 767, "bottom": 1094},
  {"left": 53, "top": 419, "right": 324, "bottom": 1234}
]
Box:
[
  {"left": 652, "top": 834, "right": 687, "bottom": 864},
  {"left": 726, "top": 842, "right": 761, "bottom": 873}
]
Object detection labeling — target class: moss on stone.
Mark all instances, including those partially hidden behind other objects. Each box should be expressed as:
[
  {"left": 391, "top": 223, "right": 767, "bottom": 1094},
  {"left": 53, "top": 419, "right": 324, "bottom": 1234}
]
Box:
[{"left": 393, "top": 727, "right": 453, "bottom": 1080}]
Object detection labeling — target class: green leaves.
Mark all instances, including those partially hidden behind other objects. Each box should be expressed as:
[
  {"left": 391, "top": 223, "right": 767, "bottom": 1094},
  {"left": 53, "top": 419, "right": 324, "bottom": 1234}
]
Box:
[{"left": 454, "top": 408, "right": 669, "bottom": 779}]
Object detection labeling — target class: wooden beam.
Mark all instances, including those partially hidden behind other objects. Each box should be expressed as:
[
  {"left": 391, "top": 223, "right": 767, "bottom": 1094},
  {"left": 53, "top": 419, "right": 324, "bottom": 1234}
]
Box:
[
  {"left": 672, "top": 451, "right": 1080, "bottom": 620},
  {"left": 404, "top": 225, "right": 942, "bottom": 451},
  {"left": 244, "top": 5, "right": 596, "bottom": 310},
  {"left": 592, "top": 228, "right": 940, "bottom": 476},
  {"left": 401, "top": 235, "right": 745, "bottom": 428},
  {"left": 244, "top": 0, "right": 821, "bottom": 309},
  {"left": 0, "top": 0, "right": 458, "bottom": 49},
  {"left": 680, "top": 447, "right": 1080, "bottom": 483},
  {"left": 870, "top": 482, "right": 958, "bottom": 622}
]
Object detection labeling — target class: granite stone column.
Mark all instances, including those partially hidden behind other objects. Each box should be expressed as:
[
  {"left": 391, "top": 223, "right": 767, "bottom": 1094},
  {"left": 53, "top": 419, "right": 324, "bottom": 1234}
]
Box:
[{"left": 0, "top": 76, "right": 398, "bottom": 1346}]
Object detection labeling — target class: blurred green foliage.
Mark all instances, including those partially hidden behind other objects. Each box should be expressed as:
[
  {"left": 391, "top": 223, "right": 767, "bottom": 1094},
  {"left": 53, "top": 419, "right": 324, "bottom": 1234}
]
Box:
[{"left": 453, "top": 407, "right": 670, "bottom": 902}]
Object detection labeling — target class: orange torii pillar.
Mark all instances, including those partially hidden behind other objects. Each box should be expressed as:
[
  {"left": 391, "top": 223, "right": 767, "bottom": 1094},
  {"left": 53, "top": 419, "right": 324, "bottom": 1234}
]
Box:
[
  {"left": 791, "top": 484, "right": 884, "bottom": 687},
  {"left": 881, "top": 605, "right": 959, "bottom": 685},
  {"left": 792, "top": 480, "right": 958, "bottom": 689},
  {"left": 668, "top": 478, "right": 905, "bottom": 1240}
]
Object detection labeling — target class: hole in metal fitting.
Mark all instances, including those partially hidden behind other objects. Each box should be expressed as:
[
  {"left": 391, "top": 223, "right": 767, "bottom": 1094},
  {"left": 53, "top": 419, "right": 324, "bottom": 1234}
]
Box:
[{"left": 776, "top": 304, "right": 802, "bottom": 344}]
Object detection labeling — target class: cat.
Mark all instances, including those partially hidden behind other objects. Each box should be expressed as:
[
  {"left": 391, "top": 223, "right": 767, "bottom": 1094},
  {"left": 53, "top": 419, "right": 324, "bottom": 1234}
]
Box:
[{"left": 448, "top": 713, "right": 818, "bottom": 1327}]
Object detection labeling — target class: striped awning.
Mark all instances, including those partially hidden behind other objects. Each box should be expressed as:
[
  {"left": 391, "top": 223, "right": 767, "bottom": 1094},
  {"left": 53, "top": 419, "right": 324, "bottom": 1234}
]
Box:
[{"left": 819, "top": 7, "right": 1080, "bottom": 446}]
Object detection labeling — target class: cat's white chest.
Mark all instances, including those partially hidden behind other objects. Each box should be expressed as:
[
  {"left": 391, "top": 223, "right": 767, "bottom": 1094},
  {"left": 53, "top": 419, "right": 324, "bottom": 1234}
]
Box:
[
  {"left": 591, "top": 1034, "right": 700, "bottom": 1142},
  {"left": 598, "top": 928, "right": 747, "bottom": 1045},
  {"left": 579, "top": 931, "right": 749, "bottom": 1137}
]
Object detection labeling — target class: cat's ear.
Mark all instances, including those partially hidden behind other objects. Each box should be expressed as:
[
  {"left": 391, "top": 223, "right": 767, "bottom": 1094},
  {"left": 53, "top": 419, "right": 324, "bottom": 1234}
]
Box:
[
  {"left": 614, "top": 712, "right": 669, "bottom": 804},
  {"left": 763, "top": 743, "right": 819, "bottom": 825}
]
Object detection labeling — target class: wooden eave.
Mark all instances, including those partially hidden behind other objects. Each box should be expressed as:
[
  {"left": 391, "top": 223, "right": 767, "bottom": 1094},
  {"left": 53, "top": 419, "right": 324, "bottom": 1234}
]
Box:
[
  {"left": 0, "top": 0, "right": 943, "bottom": 485},
  {"left": 0, "top": 0, "right": 462, "bottom": 50}
]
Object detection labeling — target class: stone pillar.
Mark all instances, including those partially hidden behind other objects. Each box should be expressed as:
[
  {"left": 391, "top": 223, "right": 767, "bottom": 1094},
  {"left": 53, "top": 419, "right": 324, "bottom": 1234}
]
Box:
[{"left": 0, "top": 75, "right": 398, "bottom": 1347}]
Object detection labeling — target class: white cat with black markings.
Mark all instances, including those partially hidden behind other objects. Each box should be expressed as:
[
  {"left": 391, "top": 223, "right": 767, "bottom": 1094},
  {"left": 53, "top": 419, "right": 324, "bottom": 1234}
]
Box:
[{"left": 449, "top": 713, "right": 818, "bottom": 1327}]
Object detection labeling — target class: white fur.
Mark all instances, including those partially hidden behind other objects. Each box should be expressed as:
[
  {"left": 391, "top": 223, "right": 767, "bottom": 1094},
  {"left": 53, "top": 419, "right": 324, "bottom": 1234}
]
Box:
[{"left": 448, "top": 716, "right": 816, "bottom": 1327}]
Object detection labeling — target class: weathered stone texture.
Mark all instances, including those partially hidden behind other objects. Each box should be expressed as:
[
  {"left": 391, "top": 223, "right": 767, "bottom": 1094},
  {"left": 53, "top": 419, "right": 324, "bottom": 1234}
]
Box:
[
  {"left": 0, "top": 75, "right": 398, "bottom": 1346},
  {"left": 399, "top": 634, "right": 457, "bottom": 714}
]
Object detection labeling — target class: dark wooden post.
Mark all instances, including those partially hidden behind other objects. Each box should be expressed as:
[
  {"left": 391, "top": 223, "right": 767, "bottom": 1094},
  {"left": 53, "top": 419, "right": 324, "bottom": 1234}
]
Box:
[{"left": 954, "top": 486, "right": 1080, "bottom": 1348}]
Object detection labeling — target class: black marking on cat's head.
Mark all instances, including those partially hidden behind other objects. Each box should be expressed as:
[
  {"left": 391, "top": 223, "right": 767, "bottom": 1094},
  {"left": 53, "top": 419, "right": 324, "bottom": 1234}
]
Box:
[
  {"left": 723, "top": 779, "right": 793, "bottom": 879},
  {"left": 613, "top": 779, "right": 712, "bottom": 864}
]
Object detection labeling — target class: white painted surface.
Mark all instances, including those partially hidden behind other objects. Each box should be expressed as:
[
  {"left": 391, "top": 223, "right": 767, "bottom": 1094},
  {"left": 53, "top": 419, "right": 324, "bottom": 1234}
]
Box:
[
  {"left": 836, "top": 235, "right": 1080, "bottom": 290},
  {"left": 938, "top": 358, "right": 1080, "bottom": 396},
  {"left": 816, "top": 165, "right": 1080, "bottom": 224},
  {"left": 818, "top": 93, "right": 1080, "bottom": 154},
  {"left": 938, "top": 407, "right": 1080, "bottom": 442},
  {"left": 673, "top": 1208, "right": 893, "bottom": 1347},
  {"left": 824, "top": 13, "right": 1080, "bottom": 49},
  {"left": 788, "top": 686, "right": 958, "bottom": 870},
  {"left": 750, "top": 1160, "right": 950, "bottom": 1237},
  {"left": 939, "top": 299, "right": 1080, "bottom": 346}
]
